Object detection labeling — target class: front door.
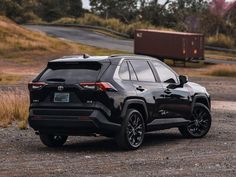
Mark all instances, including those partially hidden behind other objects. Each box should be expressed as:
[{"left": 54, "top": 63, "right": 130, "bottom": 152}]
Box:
[{"left": 150, "top": 60, "right": 191, "bottom": 118}]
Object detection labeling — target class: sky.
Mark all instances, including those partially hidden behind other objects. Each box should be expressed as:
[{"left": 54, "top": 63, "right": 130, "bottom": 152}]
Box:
[
  {"left": 82, "top": 0, "right": 90, "bottom": 9},
  {"left": 82, "top": 0, "right": 235, "bottom": 9}
]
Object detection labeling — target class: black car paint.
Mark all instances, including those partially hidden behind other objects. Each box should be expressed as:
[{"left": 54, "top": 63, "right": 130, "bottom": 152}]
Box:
[{"left": 28, "top": 55, "right": 210, "bottom": 136}]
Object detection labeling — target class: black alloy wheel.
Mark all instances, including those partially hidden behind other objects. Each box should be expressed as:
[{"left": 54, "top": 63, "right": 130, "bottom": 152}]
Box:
[
  {"left": 116, "top": 109, "right": 145, "bottom": 150},
  {"left": 179, "top": 103, "right": 211, "bottom": 138}
]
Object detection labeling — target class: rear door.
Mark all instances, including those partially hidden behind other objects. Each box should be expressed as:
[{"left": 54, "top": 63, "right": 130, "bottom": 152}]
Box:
[
  {"left": 129, "top": 59, "right": 164, "bottom": 122},
  {"left": 29, "top": 61, "right": 110, "bottom": 108}
]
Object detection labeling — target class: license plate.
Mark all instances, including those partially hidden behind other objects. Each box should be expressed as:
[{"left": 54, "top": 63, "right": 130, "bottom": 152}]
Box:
[{"left": 54, "top": 93, "right": 70, "bottom": 103}]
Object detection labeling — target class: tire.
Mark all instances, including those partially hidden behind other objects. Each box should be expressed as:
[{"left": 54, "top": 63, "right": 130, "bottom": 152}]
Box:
[
  {"left": 179, "top": 103, "right": 211, "bottom": 138},
  {"left": 116, "top": 109, "right": 145, "bottom": 150},
  {"left": 39, "top": 134, "right": 68, "bottom": 147}
]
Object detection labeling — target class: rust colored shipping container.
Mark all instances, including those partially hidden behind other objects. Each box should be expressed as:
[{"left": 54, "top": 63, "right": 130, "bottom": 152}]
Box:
[{"left": 134, "top": 29, "right": 204, "bottom": 61}]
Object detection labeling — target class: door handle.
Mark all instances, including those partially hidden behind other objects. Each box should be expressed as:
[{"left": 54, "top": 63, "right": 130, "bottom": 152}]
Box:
[
  {"left": 164, "top": 89, "right": 171, "bottom": 94},
  {"left": 136, "top": 86, "right": 145, "bottom": 92}
]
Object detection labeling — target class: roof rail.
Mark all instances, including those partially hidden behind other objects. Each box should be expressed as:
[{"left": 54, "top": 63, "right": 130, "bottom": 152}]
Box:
[
  {"left": 110, "top": 54, "right": 151, "bottom": 58},
  {"left": 110, "top": 54, "right": 135, "bottom": 57},
  {"left": 62, "top": 53, "right": 90, "bottom": 59}
]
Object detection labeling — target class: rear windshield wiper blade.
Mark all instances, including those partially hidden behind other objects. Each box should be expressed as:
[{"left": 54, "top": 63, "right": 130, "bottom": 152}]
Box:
[{"left": 46, "top": 78, "right": 65, "bottom": 82}]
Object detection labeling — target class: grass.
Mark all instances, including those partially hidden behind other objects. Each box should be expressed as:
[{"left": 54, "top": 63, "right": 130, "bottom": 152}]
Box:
[
  {"left": 0, "top": 73, "right": 23, "bottom": 84},
  {"left": 206, "top": 34, "right": 235, "bottom": 49},
  {"left": 0, "top": 89, "right": 29, "bottom": 129},
  {"left": 205, "top": 50, "right": 236, "bottom": 61},
  {"left": 205, "top": 64, "right": 236, "bottom": 77}
]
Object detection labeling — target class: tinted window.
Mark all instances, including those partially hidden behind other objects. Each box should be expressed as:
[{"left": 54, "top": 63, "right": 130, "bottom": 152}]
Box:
[
  {"left": 152, "top": 61, "right": 178, "bottom": 83},
  {"left": 130, "top": 60, "right": 155, "bottom": 82},
  {"left": 128, "top": 62, "right": 137, "bottom": 81},
  {"left": 40, "top": 62, "right": 102, "bottom": 84},
  {"left": 119, "top": 61, "right": 130, "bottom": 80}
]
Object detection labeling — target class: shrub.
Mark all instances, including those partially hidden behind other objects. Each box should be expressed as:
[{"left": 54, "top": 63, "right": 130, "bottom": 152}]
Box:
[
  {"left": 53, "top": 17, "right": 77, "bottom": 24},
  {"left": 206, "top": 34, "right": 235, "bottom": 49}
]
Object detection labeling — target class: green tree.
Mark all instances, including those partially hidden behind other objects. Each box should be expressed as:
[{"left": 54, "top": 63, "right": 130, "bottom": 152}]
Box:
[
  {"left": 68, "top": 0, "right": 83, "bottom": 18},
  {"left": 138, "top": 0, "right": 172, "bottom": 26},
  {"left": 0, "top": 0, "right": 39, "bottom": 23},
  {"left": 167, "top": 0, "right": 208, "bottom": 32},
  {"left": 90, "top": 0, "right": 138, "bottom": 23},
  {"left": 37, "top": 0, "right": 83, "bottom": 21}
]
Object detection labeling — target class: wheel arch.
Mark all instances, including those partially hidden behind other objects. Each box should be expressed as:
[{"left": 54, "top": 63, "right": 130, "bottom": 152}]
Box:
[
  {"left": 121, "top": 99, "right": 148, "bottom": 122},
  {"left": 192, "top": 94, "right": 211, "bottom": 112}
]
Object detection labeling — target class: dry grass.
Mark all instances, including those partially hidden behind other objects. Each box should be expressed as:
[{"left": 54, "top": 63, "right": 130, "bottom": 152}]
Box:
[
  {"left": 206, "top": 34, "right": 235, "bottom": 49},
  {"left": 0, "top": 73, "right": 23, "bottom": 84},
  {"left": 205, "top": 64, "right": 236, "bottom": 77},
  {"left": 0, "top": 16, "right": 76, "bottom": 62},
  {"left": 0, "top": 89, "right": 29, "bottom": 129},
  {"left": 205, "top": 50, "right": 236, "bottom": 61}
]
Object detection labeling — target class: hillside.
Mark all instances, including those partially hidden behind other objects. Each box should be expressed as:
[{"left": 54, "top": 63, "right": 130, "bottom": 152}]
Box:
[
  {"left": 0, "top": 16, "right": 121, "bottom": 85},
  {"left": 0, "top": 16, "right": 76, "bottom": 63},
  {"left": 0, "top": 16, "right": 119, "bottom": 65}
]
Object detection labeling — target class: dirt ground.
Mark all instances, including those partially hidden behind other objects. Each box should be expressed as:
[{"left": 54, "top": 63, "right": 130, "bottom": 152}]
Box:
[{"left": 0, "top": 77, "right": 236, "bottom": 177}]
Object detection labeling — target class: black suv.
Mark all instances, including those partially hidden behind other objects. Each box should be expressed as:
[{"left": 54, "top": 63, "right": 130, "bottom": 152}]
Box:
[{"left": 28, "top": 54, "right": 211, "bottom": 150}]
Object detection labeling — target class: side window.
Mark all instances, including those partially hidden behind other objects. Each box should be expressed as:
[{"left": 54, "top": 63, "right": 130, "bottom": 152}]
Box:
[
  {"left": 119, "top": 61, "right": 130, "bottom": 80},
  {"left": 152, "top": 61, "right": 178, "bottom": 83},
  {"left": 130, "top": 60, "right": 155, "bottom": 82},
  {"left": 128, "top": 62, "right": 137, "bottom": 81}
]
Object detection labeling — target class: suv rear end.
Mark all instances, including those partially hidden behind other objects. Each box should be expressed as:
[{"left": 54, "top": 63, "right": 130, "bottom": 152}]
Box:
[{"left": 28, "top": 56, "right": 122, "bottom": 137}]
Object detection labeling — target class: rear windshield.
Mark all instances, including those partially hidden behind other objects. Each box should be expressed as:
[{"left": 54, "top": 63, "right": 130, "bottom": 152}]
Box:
[{"left": 39, "top": 62, "right": 102, "bottom": 84}]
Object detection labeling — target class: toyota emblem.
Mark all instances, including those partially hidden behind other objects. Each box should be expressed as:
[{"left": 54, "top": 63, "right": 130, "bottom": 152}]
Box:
[{"left": 57, "top": 85, "right": 64, "bottom": 91}]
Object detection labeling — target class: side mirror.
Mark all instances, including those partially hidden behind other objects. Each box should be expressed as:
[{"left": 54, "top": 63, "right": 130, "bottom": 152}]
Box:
[{"left": 179, "top": 75, "right": 188, "bottom": 85}]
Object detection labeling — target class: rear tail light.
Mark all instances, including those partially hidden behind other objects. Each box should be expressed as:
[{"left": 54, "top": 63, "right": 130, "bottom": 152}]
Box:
[
  {"left": 28, "top": 82, "right": 47, "bottom": 90},
  {"left": 80, "top": 82, "right": 117, "bottom": 92}
]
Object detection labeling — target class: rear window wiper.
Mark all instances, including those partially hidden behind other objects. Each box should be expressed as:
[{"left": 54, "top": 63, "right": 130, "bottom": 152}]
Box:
[{"left": 46, "top": 78, "right": 65, "bottom": 82}]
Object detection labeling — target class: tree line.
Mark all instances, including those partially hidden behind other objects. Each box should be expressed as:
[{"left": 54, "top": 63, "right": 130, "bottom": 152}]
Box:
[
  {"left": 0, "top": 0, "right": 235, "bottom": 38},
  {"left": 0, "top": 0, "right": 84, "bottom": 22},
  {"left": 90, "top": 0, "right": 236, "bottom": 36}
]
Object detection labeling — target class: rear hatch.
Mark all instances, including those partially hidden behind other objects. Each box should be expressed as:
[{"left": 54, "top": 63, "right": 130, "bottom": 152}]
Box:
[{"left": 29, "top": 61, "right": 111, "bottom": 112}]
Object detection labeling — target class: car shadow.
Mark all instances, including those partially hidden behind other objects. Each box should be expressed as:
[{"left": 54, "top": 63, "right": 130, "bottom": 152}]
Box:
[{"left": 35, "top": 131, "right": 186, "bottom": 153}]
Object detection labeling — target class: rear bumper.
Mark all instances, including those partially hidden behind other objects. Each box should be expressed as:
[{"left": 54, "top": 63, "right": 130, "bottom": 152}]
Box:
[{"left": 29, "top": 108, "right": 121, "bottom": 135}]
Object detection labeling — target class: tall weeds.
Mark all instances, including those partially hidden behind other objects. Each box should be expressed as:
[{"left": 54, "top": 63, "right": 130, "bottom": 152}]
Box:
[
  {"left": 0, "top": 89, "right": 29, "bottom": 129},
  {"left": 205, "top": 64, "right": 236, "bottom": 77},
  {"left": 206, "top": 34, "right": 235, "bottom": 49}
]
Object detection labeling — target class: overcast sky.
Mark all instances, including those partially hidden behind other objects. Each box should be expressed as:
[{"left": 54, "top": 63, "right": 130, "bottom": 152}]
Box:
[{"left": 82, "top": 0, "right": 235, "bottom": 9}]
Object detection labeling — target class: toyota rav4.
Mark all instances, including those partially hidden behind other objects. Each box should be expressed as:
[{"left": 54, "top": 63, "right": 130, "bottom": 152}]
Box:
[{"left": 28, "top": 54, "right": 211, "bottom": 150}]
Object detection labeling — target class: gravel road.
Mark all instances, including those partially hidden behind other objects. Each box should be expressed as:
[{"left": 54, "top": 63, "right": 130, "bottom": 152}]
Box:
[
  {"left": 0, "top": 77, "right": 236, "bottom": 177},
  {"left": 0, "top": 108, "right": 235, "bottom": 177}
]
